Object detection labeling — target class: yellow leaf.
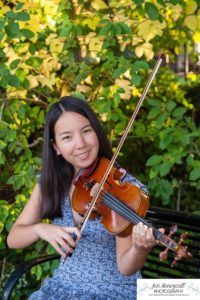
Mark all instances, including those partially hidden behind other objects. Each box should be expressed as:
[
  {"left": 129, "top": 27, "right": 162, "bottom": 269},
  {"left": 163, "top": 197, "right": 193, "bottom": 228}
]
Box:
[
  {"left": 76, "top": 84, "right": 92, "bottom": 94},
  {"left": 46, "top": 34, "right": 64, "bottom": 54},
  {"left": 184, "top": 15, "right": 198, "bottom": 31},
  {"left": 40, "top": 57, "right": 61, "bottom": 75},
  {"left": 82, "top": 16, "right": 100, "bottom": 30},
  {"left": 7, "top": 88, "right": 27, "bottom": 99},
  {"left": 135, "top": 45, "right": 144, "bottom": 58},
  {"left": 115, "top": 79, "right": 132, "bottom": 100},
  {"left": 38, "top": 73, "right": 56, "bottom": 89},
  {"left": 171, "top": 4, "right": 182, "bottom": 21},
  {"left": 135, "top": 42, "right": 154, "bottom": 60},
  {"left": 0, "top": 5, "right": 10, "bottom": 15},
  {"left": 91, "top": 0, "right": 108, "bottom": 10},
  {"left": 137, "top": 20, "right": 166, "bottom": 42},
  {"left": 88, "top": 36, "right": 103, "bottom": 52},
  {"left": 27, "top": 75, "right": 39, "bottom": 88},
  {"left": 18, "top": 44, "right": 29, "bottom": 54},
  {"left": 60, "top": 85, "right": 70, "bottom": 98},
  {"left": 19, "top": 15, "right": 41, "bottom": 34},
  {"left": 193, "top": 31, "right": 200, "bottom": 43},
  {"left": 186, "top": 1, "right": 197, "bottom": 15},
  {"left": 3, "top": 47, "right": 19, "bottom": 66}
]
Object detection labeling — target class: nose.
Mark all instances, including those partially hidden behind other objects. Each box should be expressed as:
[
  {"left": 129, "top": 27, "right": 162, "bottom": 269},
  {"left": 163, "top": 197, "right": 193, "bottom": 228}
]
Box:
[{"left": 75, "top": 133, "right": 86, "bottom": 148}]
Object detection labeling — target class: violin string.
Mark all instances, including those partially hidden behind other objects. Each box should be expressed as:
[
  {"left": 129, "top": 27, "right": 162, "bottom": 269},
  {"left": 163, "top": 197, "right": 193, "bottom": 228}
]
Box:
[{"left": 98, "top": 188, "right": 177, "bottom": 250}]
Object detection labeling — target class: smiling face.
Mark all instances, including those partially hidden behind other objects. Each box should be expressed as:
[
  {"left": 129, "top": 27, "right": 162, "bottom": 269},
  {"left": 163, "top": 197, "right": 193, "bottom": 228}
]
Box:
[{"left": 53, "top": 111, "right": 99, "bottom": 173}]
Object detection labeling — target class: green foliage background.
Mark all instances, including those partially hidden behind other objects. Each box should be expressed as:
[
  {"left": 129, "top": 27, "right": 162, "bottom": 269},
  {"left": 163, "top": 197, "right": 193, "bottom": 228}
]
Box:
[{"left": 0, "top": 0, "right": 200, "bottom": 297}]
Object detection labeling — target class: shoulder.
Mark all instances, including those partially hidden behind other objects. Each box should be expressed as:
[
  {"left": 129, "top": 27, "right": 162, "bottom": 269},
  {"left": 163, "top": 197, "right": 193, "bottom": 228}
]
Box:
[{"left": 121, "top": 171, "right": 149, "bottom": 195}]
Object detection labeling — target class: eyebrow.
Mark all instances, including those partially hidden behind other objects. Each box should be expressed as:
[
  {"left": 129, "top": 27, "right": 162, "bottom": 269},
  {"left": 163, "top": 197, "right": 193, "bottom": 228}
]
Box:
[{"left": 58, "top": 124, "right": 92, "bottom": 136}]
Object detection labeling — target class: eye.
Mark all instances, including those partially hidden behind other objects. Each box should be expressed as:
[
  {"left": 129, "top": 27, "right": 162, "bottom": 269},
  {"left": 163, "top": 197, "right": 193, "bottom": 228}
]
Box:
[
  {"left": 83, "top": 128, "right": 92, "bottom": 133},
  {"left": 83, "top": 126, "right": 93, "bottom": 134},
  {"left": 61, "top": 135, "right": 71, "bottom": 141}
]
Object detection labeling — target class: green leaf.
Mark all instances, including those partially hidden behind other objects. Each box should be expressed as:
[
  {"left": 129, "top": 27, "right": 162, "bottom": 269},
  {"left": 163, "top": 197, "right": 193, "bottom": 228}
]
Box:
[
  {"left": 112, "top": 66, "right": 128, "bottom": 79},
  {"left": 166, "top": 101, "right": 176, "bottom": 112},
  {"left": 159, "top": 161, "right": 171, "bottom": 176},
  {"left": 21, "top": 77, "right": 30, "bottom": 89},
  {"left": 190, "top": 168, "right": 200, "bottom": 180},
  {"left": 159, "top": 134, "right": 173, "bottom": 150},
  {"left": 16, "top": 68, "right": 26, "bottom": 81},
  {"left": 99, "top": 22, "right": 112, "bottom": 36},
  {"left": 16, "top": 2, "right": 24, "bottom": 10},
  {"left": 59, "top": 24, "right": 73, "bottom": 37},
  {"left": 146, "top": 155, "right": 163, "bottom": 166},
  {"left": 0, "top": 19, "right": 6, "bottom": 30},
  {"left": 25, "top": 57, "right": 43, "bottom": 68},
  {"left": 10, "top": 58, "right": 21, "bottom": 70},
  {"left": 0, "top": 32, "right": 5, "bottom": 41},
  {"left": 119, "top": 22, "right": 131, "bottom": 34},
  {"left": 29, "top": 44, "right": 36, "bottom": 54},
  {"left": 6, "top": 11, "right": 15, "bottom": 20},
  {"left": 8, "top": 74, "right": 21, "bottom": 88},
  {"left": 131, "top": 73, "right": 141, "bottom": 86},
  {"left": 149, "top": 167, "right": 158, "bottom": 179},
  {"left": 114, "top": 120, "right": 127, "bottom": 135},
  {"left": 186, "top": 154, "right": 194, "bottom": 166},
  {"left": 0, "top": 140, "right": 6, "bottom": 150},
  {"left": 131, "top": 60, "right": 149, "bottom": 72},
  {"left": 15, "top": 12, "right": 30, "bottom": 21},
  {"left": 0, "top": 77, "right": 8, "bottom": 88},
  {"left": 0, "top": 50, "right": 5, "bottom": 59},
  {"left": 157, "top": 0, "right": 165, "bottom": 5},
  {"left": 145, "top": 3, "right": 160, "bottom": 20},
  {"left": 147, "top": 106, "right": 160, "bottom": 119},
  {"left": 134, "top": 0, "right": 144, "bottom": 5},
  {"left": 147, "top": 98, "right": 161, "bottom": 107},
  {"left": 172, "top": 107, "right": 187, "bottom": 118},
  {"left": 21, "top": 28, "right": 35, "bottom": 38},
  {"left": 0, "top": 151, "right": 5, "bottom": 165},
  {"left": 155, "top": 112, "right": 168, "bottom": 129},
  {"left": 113, "top": 24, "right": 122, "bottom": 36},
  {"left": 5, "top": 21, "right": 20, "bottom": 38}
]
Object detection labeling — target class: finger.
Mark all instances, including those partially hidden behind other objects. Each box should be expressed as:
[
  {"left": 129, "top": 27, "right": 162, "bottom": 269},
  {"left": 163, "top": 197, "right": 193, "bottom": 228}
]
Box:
[
  {"left": 146, "top": 227, "right": 156, "bottom": 242},
  {"left": 63, "top": 227, "right": 81, "bottom": 240},
  {"left": 50, "top": 240, "right": 67, "bottom": 257},
  {"left": 57, "top": 237, "right": 75, "bottom": 253},
  {"left": 61, "top": 230, "right": 80, "bottom": 248}
]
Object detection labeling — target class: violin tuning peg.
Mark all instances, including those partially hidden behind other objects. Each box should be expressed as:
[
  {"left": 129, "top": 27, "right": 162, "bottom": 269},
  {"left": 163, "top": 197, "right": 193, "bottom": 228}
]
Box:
[
  {"left": 170, "top": 224, "right": 178, "bottom": 235},
  {"left": 180, "top": 232, "right": 188, "bottom": 241},
  {"left": 171, "top": 258, "right": 178, "bottom": 267},
  {"left": 159, "top": 248, "right": 168, "bottom": 261}
]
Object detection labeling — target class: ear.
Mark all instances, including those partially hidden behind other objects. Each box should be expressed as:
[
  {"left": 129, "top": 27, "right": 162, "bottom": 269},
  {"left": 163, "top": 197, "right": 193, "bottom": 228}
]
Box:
[{"left": 53, "top": 143, "right": 61, "bottom": 155}]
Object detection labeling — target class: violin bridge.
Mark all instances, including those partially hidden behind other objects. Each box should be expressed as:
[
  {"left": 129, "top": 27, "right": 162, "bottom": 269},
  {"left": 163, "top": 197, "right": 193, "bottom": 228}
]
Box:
[{"left": 90, "top": 182, "right": 100, "bottom": 197}]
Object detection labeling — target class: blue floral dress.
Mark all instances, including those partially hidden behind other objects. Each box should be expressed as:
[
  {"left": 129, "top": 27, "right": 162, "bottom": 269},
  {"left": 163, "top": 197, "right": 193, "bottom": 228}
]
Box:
[{"left": 28, "top": 173, "right": 148, "bottom": 300}]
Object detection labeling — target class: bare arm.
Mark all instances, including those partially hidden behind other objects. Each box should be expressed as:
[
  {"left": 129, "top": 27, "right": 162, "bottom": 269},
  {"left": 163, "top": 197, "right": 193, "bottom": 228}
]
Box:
[
  {"left": 7, "top": 183, "right": 42, "bottom": 248},
  {"left": 116, "top": 223, "right": 157, "bottom": 276},
  {"left": 7, "top": 183, "right": 81, "bottom": 257}
]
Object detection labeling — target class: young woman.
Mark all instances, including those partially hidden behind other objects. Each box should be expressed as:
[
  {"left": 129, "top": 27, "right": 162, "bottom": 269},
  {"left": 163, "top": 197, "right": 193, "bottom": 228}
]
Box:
[{"left": 7, "top": 96, "right": 157, "bottom": 299}]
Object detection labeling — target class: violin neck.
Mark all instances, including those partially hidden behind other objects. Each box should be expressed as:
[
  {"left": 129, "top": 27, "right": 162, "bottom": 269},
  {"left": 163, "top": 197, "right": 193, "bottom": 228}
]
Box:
[{"left": 102, "top": 191, "right": 177, "bottom": 252}]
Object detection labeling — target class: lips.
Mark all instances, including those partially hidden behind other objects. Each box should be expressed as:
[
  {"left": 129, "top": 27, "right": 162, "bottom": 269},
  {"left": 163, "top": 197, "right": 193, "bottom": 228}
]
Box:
[{"left": 75, "top": 151, "right": 89, "bottom": 159}]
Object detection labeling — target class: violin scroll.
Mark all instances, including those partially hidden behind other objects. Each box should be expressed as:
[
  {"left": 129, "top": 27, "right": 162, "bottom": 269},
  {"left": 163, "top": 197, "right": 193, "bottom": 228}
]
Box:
[{"left": 159, "top": 225, "right": 192, "bottom": 267}]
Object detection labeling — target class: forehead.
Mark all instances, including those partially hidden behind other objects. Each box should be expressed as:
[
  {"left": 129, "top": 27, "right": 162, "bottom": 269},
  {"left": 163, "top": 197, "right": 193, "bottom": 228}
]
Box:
[{"left": 54, "top": 111, "right": 90, "bottom": 133}]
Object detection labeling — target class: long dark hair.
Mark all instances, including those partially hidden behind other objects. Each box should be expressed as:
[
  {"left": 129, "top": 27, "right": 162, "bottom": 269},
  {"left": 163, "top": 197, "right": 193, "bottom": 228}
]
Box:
[{"left": 40, "top": 96, "right": 113, "bottom": 219}]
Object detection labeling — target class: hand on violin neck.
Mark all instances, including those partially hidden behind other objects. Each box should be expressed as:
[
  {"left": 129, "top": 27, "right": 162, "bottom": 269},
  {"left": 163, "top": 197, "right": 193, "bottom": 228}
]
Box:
[{"left": 131, "top": 222, "right": 156, "bottom": 253}]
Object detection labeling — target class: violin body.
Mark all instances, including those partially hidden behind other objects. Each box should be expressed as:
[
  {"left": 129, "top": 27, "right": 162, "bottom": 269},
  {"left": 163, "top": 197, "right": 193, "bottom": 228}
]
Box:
[
  {"left": 72, "top": 157, "right": 192, "bottom": 265},
  {"left": 72, "top": 157, "right": 149, "bottom": 237}
]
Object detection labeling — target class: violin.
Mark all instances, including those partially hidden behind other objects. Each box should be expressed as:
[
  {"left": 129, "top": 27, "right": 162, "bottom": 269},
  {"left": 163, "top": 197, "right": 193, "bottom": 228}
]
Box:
[{"left": 72, "top": 157, "right": 192, "bottom": 267}]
